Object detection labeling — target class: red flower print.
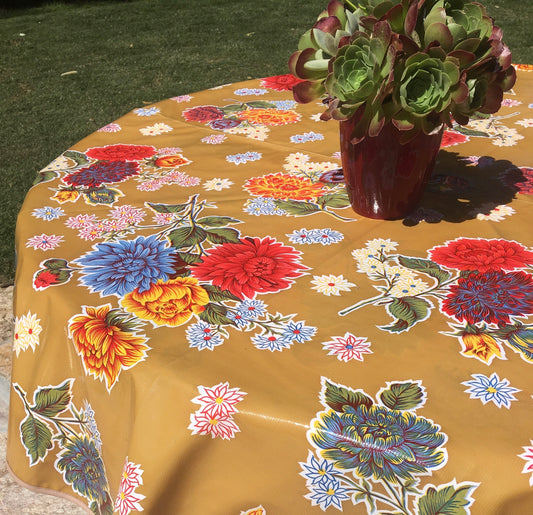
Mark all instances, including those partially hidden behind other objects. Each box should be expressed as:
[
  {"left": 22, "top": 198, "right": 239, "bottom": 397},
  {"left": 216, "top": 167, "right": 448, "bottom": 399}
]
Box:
[
  {"left": 429, "top": 238, "right": 533, "bottom": 272},
  {"left": 500, "top": 166, "right": 533, "bottom": 195},
  {"left": 191, "top": 236, "right": 308, "bottom": 299},
  {"left": 85, "top": 144, "right": 156, "bottom": 162},
  {"left": 260, "top": 74, "right": 305, "bottom": 91},
  {"left": 33, "top": 269, "right": 60, "bottom": 290},
  {"left": 182, "top": 105, "right": 225, "bottom": 123},
  {"left": 442, "top": 270, "right": 533, "bottom": 326},
  {"left": 440, "top": 130, "right": 469, "bottom": 147}
]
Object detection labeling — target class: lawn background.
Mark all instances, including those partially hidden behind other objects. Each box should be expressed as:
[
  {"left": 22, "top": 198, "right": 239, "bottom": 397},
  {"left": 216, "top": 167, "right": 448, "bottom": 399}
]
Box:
[{"left": 1, "top": 0, "right": 532, "bottom": 285}]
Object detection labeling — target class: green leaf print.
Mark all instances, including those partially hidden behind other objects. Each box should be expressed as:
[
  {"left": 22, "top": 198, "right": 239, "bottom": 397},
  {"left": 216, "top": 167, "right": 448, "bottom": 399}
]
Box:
[
  {"left": 381, "top": 296, "right": 432, "bottom": 332},
  {"left": 20, "top": 416, "right": 53, "bottom": 464},
  {"left": 417, "top": 483, "right": 478, "bottom": 515},
  {"left": 397, "top": 256, "right": 451, "bottom": 285},
  {"left": 168, "top": 226, "right": 207, "bottom": 249},
  {"left": 379, "top": 382, "right": 425, "bottom": 411},
  {"left": 32, "top": 380, "right": 73, "bottom": 417},
  {"left": 323, "top": 380, "right": 373, "bottom": 413}
]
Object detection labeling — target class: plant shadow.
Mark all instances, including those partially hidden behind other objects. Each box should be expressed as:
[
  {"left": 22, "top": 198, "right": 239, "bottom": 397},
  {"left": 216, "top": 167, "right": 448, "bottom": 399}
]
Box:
[{"left": 403, "top": 150, "right": 528, "bottom": 225}]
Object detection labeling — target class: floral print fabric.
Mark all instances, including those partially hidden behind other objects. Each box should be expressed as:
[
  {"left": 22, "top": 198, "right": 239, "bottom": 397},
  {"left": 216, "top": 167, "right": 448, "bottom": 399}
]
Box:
[{"left": 7, "top": 71, "right": 533, "bottom": 513}]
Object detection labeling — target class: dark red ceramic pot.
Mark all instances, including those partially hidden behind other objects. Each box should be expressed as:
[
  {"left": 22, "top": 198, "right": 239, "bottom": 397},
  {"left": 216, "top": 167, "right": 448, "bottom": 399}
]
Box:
[{"left": 339, "top": 116, "right": 444, "bottom": 220}]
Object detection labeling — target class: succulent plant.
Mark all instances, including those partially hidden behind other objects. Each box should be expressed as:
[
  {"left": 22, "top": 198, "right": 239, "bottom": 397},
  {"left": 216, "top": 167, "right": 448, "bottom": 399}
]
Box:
[{"left": 289, "top": 0, "right": 516, "bottom": 142}]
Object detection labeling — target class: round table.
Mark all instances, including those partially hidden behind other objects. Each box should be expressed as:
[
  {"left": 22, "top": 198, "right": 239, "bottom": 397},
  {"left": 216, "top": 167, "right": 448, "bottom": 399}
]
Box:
[{"left": 7, "top": 67, "right": 533, "bottom": 514}]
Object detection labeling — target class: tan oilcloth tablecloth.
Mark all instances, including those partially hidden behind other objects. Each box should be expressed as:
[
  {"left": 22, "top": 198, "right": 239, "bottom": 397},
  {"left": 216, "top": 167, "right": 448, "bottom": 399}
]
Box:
[{"left": 7, "top": 67, "right": 533, "bottom": 515}]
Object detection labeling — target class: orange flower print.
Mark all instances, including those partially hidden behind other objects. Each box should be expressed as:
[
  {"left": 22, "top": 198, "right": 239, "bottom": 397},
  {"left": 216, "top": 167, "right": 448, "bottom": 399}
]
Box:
[
  {"left": 154, "top": 154, "right": 191, "bottom": 167},
  {"left": 53, "top": 189, "right": 80, "bottom": 203},
  {"left": 460, "top": 331, "right": 504, "bottom": 364},
  {"left": 244, "top": 173, "right": 326, "bottom": 201},
  {"left": 68, "top": 305, "right": 149, "bottom": 391},
  {"left": 121, "top": 277, "right": 209, "bottom": 327},
  {"left": 238, "top": 108, "right": 300, "bottom": 126}
]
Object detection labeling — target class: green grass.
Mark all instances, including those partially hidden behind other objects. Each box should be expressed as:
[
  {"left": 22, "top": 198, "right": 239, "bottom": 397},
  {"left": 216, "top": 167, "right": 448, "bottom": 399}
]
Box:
[{"left": 1, "top": 0, "right": 532, "bottom": 285}]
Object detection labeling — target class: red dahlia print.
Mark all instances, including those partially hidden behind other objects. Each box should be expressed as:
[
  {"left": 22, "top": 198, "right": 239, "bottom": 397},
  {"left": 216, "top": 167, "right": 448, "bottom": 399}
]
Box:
[
  {"left": 191, "top": 236, "right": 307, "bottom": 299},
  {"left": 182, "top": 105, "right": 225, "bottom": 123},
  {"left": 259, "top": 74, "right": 305, "bottom": 91},
  {"left": 429, "top": 238, "right": 533, "bottom": 273},
  {"left": 440, "top": 130, "right": 469, "bottom": 148},
  {"left": 85, "top": 144, "right": 157, "bottom": 162}
]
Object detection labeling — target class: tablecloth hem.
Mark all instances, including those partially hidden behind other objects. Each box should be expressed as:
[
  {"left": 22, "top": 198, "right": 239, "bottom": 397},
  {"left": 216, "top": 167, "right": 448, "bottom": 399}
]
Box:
[{"left": 5, "top": 459, "right": 92, "bottom": 514}]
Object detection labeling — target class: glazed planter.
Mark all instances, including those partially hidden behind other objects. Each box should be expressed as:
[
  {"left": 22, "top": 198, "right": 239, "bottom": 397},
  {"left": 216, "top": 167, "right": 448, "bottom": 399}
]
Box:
[{"left": 339, "top": 116, "right": 444, "bottom": 220}]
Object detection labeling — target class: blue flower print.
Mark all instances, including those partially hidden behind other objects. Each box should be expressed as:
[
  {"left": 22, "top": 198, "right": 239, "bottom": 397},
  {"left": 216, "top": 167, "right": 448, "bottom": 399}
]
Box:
[
  {"left": 75, "top": 235, "right": 176, "bottom": 296},
  {"left": 306, "top": 478, "right": 350, "bottom": 511},
  {"left": 282, "top": 321, "right": 316, "bottom": 343},
  {"left": 252, "top": 333, "right": 293, "bottom": 351},
  {"left": 233, "top": 88, "right": 268, "bottom": 96},
  {"left": 186, "top": 321, "right": 224, "bottom": 350},
  {"left": 287, "top": 228, "right": 317, "bottom": 245},
  {"left": 243, "top": 198, "right": 287, "bottom": 216},
  {"left": 235, "top": 299, "right": 267, "bottom": 320},
  {"left": 315, "top": 228, "right": 343, "bottom": 245},
  {"left": 462, "top": 373, "right": 520, "bottom": 408},
  {"left": 226, "top": 310, "right": 251, "bottom": 328},
  {"left": 134, "top": 106, "right": 160, "bottom": 116},
  {"left": 311, "top": 404, "right": 446, "bottom": 482},
  {"left": 226, "top": 151, "right": 262, "bottom": 165},
  {"left": 273, "top": 100, "right": 298, "bottom": 110},
  {"left": 300, "top": 452, "right": 336, "bottom": 485},
  {"left": 290, "top": 131, "right": 324, "bottom": 144},
  {"left": 288, "top": 228, "right": 343, "bottom": 246},
  {"left": 32, "top": 206, "right": 64, "bottom": 221}
]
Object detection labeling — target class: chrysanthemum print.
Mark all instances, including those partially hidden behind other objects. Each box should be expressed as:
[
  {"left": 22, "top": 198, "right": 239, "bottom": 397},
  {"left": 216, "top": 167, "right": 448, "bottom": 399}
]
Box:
[
  {"left": 188, "top": 382, "right": 246, "bottom": 440},
  {"left": 68, "top": 305, "right": 150, "bottom": 391},
  {"left": 340, "top": 237, "right": 533, "bottom": 365},
  {"left": 301, "top": 378, "right": 478, "bottom": 512}
]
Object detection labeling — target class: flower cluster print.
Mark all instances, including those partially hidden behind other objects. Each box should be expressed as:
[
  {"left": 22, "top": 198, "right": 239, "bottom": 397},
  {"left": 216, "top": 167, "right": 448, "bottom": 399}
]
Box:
[
  {"left": 37, "top": 144, "right": 197, "bottom": 206},
  {"left": 243, "top": 153, "right": 354, "bottom": 220},
  {"left": 188, "top": 382, "right": 246, "bottom": 440},
  {"left": 301, "top": 378, "right": 478, "bottom": 513},
  {"left": 14, "top": 380, "right": 114, "bottom": 514},
  {"left": 33, "top": 194, "right": 313, "bottom": 387},
  {"left": 340, "top": 237, "right": 533, "bottom": 365},
  {"left": 115, "top": 459, "right": 145, "bottom": 515},
  {"left": 182, "top": 91, "right": 301, "bottom": 141}
]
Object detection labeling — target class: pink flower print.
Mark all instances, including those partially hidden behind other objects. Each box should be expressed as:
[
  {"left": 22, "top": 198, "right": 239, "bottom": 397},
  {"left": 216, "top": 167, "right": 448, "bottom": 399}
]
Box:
[
  {"left": 194, "top": 382, "right": 246, "bottom": 418},
  {"left": 115, "top": 458, "right": 145, "bottom": 515},
  {"left": 65, "top": 214, "right": 98, "bottom": 229},
  {"left": 138, "top": 179, "right": 164, "bottom": 191},
  {"left": 519, "top": 441, "right": 533, "bottom": 486},
  {"left": 26, "top": 234, "right": 63, "bottom": 251},
  {"left": 189, "top": 382, "right": 246, "bottom": 439},
  {"left": 79, "top": 223, "right": 105, "bottom": 241},
  {"left": 110, "top": 205, "right": 146, "bottom": 224},
  {"left": 189, "top": 411, "right": 241, "bottom": 440},
  {"left": 322, "top": 332, "right": 372, "bottom": 362}
]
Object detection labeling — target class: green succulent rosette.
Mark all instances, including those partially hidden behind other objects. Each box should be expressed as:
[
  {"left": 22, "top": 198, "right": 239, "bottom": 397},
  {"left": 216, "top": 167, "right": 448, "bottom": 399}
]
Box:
[{"left": 289, "top": 0, "right": 516, "bottom": 142}]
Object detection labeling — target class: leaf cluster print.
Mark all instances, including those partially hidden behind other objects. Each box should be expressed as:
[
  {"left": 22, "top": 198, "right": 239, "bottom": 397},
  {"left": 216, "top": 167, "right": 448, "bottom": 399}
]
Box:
[
  {"left": 14, "top": 380, "right": 113, "bottom": 514},
  {"left": 302, "top": 378, "right": 478, "bottom": 514}
]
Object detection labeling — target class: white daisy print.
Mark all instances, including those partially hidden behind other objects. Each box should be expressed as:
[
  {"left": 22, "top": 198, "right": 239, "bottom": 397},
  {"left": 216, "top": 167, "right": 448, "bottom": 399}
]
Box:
[
  {"left": 14, "top": 312, "right": 43, "bottom": 356},
  {"left": 203, "top": 178, "right": 234, "bottom": 191},
  {"left": 311, "top": 274, "right": 356, "bottom": 296}
]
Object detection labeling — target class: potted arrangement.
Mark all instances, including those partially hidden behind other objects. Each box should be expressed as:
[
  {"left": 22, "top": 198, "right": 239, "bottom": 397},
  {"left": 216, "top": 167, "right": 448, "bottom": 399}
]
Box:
[{"left": 289, "top": 0, "right": 516, "bottom": 219}]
